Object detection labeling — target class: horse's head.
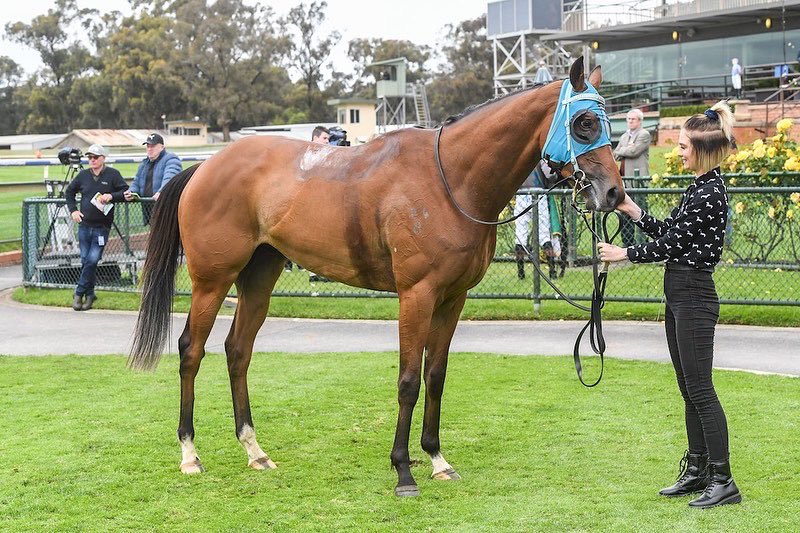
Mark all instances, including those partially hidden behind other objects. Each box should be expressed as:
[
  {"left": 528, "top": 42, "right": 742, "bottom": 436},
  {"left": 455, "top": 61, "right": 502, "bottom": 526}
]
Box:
[{"left": 542, "top": 57, "right": 625, "bottom": 212}]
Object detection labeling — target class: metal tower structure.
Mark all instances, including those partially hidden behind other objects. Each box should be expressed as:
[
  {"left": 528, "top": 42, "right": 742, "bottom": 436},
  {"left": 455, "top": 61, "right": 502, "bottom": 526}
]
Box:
[
  {"left": 488, "top": 0, "right": 586, "bottom": 95},
  {"left": 369, "top": 57, "right": 433, "bottom": 131}
]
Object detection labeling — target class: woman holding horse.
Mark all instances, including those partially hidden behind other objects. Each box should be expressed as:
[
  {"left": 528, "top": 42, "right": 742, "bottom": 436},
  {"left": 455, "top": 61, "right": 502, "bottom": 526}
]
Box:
[{"left": 598, "top": 101, "right": 742, "bottom": 509}]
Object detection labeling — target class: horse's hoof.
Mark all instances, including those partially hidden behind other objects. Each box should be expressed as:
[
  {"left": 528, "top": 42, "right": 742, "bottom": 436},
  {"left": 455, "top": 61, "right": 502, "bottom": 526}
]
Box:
[
  {"left": 180, "top": 459, "right": 205, "bottom": 474},
  {"left": 432, "top": 468, "right": 461, "bottom": 481},
  {"left": 394, "top": 484, "right": 420, "bottom": 497},
  {"left": 248, "top": 457, "right": 277, "bottom": 470}
]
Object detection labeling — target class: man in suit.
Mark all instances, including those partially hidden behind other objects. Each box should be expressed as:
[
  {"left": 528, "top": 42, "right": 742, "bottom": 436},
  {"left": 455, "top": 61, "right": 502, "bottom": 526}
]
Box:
[{"left": 614, "top": 108, "right": 651, "bottom": 247}]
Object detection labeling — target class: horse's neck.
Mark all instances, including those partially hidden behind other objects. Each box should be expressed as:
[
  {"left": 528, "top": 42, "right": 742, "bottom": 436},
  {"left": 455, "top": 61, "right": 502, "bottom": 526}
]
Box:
[{"left": 441, "top": 85, "right": 560, "bottom": 220}]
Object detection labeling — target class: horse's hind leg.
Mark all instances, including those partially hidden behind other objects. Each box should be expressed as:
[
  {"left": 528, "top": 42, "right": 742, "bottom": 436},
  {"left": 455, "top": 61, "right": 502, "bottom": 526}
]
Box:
[
  {"left": 421, "top": 292, "right": 467, "bottom": 482},
  {"left": 224, "top": 244, "right": 285, "bottom": 470},
  {"left": 178, "top": 277, "right": 232, "bottom": 474}
]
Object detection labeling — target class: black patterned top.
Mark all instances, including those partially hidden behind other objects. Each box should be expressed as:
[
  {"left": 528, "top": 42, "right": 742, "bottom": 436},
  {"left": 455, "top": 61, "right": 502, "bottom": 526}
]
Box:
[{"left": 626, "top": 167, "right": 727, "bottom": 269}]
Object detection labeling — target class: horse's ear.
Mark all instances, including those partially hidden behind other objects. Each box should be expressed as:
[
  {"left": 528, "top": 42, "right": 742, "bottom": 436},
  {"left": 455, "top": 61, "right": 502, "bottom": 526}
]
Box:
[
  {"left": 569, "top": 57, "right": 587, "bottom": 92},
  {"left": 589, "top": 65, "right": 603, "bottom": 88}
]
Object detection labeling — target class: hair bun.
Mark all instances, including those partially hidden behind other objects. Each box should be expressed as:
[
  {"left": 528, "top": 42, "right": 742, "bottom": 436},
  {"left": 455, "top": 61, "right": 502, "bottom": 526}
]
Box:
[{"left": 704, "top": 109, "right": 719, "bottom": 121}]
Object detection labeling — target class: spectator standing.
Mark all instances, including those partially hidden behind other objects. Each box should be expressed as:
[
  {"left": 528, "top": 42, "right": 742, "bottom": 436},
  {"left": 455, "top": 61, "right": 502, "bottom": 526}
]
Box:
[
  {"left": 124, "top": 133, "right": 182, "bottom": 223},
  {"left": 614, "top": 108, "right": 651, "bottom": 247},
  {"left": 533, "top": 60, "right": 553, "bottom": 84},
  {"left": 514, "top": 161, "right": 561, "bottom": 279},
  {"left": 730, "top": 58, "right": 743, "bottom": 99},
  {"left": 64, "top": 144, "right": 128, "bottom": 311}
]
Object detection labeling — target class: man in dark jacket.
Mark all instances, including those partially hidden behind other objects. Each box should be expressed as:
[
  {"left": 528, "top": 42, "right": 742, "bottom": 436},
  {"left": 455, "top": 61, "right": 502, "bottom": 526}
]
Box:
[
  {"left": 124, "top": 133, "right": 182, "bottom": 223},
  {"left": 64, "top": 144, "right": 128, "bottom": 311}
]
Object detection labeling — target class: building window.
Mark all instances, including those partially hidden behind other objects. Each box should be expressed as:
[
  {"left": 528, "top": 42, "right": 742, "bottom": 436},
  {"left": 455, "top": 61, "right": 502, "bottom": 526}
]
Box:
[
  {"left": 338, "top": 110, "right": 346, "bottom": 124},
  {"left": 349, "top": 109, "right": 360, "bottom": 124}
]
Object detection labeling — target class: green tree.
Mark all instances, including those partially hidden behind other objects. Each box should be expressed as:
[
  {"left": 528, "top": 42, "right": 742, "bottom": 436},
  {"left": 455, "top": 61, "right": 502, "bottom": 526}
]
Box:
[
  {"left": 4, "top": 0, "right": 106, "bottom": 132},
  {"left": 100, "top": 12, "right": 189, "bottom": 128},
  {"left": 284, "top": 1, "right": 340, "bottom": 121},
  {"left": 174, "top": 0, "right": 291, "bottom": 140},
  {"left": 428, "top": 15, "right": 493, "bottom": 122},
  {"left": 0, "top": 57, "right": 24, "bottom": 134}
]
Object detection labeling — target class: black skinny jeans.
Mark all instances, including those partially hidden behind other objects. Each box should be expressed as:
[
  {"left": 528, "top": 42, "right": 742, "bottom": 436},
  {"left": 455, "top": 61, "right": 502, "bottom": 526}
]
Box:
[{"left": 664, "top": 264, "right": 729, "bottom": 462}]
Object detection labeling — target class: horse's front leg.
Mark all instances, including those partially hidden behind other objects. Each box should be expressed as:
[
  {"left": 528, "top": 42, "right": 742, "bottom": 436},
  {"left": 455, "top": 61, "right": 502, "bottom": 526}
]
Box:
[
  {"left": 391, "top": 284, "right": 437, "bottom": 497},
  {"left": 421, "top": 292, "right": 467, "bottom": 481}
]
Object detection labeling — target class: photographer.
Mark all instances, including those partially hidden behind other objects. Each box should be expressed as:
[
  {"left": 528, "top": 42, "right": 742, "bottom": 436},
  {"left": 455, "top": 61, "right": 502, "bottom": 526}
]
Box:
[{"left": 64, "top": 144, "right": 128, "bottom": 311}]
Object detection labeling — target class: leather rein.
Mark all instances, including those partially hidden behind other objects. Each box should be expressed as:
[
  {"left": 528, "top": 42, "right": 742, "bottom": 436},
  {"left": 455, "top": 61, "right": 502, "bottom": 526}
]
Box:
[{"left": 433, "top": 124, "right": 620, "bottom": 387}]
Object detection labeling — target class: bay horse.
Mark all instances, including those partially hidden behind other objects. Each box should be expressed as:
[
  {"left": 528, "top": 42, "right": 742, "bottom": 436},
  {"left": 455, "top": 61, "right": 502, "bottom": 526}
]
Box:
[{"left": 129, "top": 58, "right": 624, "bottom": 497}]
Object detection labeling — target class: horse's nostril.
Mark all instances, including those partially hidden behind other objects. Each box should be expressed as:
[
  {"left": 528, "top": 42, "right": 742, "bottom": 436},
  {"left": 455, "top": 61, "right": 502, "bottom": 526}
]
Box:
[{"left": 606, "top": 186, "right": 621, "bottom": 206}]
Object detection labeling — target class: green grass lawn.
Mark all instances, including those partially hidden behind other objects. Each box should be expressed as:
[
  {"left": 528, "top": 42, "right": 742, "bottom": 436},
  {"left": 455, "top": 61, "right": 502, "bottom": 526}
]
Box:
[
  {"left": 0, "top": 190, "right": 31, "bottom": 242},
  {"left": 0, "top": 353, "right": 796, "bottom": 531}
]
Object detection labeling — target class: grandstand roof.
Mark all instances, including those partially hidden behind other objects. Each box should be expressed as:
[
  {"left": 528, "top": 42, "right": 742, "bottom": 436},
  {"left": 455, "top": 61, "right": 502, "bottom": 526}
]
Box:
[{"left": 542, "top": 0, "right": 800, "bottom": 51}]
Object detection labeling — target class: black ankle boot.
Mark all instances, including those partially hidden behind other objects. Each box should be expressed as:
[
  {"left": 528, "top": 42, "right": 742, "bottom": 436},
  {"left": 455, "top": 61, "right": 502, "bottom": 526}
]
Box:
[
  {"left": 659, "top": 451, "right": 709, "bottom": 497},
  {"left": 688, "top": 460, "right": 742, "bottom": 508}
]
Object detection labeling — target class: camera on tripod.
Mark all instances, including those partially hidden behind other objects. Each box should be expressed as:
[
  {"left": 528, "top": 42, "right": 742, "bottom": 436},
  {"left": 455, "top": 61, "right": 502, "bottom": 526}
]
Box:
[
  {"left": 328, "top": 126, "right": 350, "bottom": 146},
  {"left": 46, "top": 147, "right": 84, "bottom": 198},
  {"left": 57, "top": 147, "right": 83, "bottom": 167}
]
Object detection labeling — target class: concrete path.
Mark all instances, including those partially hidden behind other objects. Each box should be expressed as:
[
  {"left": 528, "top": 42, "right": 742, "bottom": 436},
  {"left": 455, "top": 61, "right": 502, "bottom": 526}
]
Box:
[{"left": 1, "top": 269, "right": 798, "bottom": 376}]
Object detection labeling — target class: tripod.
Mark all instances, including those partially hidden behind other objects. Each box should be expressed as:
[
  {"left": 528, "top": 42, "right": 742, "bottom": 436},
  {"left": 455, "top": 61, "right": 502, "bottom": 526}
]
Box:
[{"left": 38, "top": 163, "right": 81, "bottom": 262}]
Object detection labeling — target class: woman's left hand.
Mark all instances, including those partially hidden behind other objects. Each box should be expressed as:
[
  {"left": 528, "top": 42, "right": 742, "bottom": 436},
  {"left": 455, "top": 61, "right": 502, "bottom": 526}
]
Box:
[{"left": 597, "top": 242, "right": 628, "bottom": 262}]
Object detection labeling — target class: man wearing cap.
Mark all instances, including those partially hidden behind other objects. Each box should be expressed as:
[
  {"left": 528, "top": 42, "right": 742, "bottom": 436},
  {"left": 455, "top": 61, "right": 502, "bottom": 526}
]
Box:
[
  {"left": 124, "top": 133, "right": 182, "bottom": 223},
  {"left": 64, "top": 144, "right": 128, "bottom": 311}
]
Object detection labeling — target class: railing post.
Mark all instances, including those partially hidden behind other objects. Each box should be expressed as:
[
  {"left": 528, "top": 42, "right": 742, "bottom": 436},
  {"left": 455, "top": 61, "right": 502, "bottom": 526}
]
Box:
[{"left": 531, "top": 195, "right": 541, "bottom": 314}]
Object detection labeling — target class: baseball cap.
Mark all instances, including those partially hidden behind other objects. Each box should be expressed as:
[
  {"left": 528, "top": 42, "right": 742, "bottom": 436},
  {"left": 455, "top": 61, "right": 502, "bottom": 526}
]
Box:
[
  {"left": 85, "top": 144, "right": 108, "bottom": 157},
  {"left": 143, "top": 133, "right": 165, "bottom": 145}
]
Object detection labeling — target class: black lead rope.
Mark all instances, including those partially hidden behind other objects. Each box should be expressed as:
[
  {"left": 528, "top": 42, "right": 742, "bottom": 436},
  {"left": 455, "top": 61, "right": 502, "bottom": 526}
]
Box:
[{"left": 571, "top": 211, "right": 621, "bottom": 387}]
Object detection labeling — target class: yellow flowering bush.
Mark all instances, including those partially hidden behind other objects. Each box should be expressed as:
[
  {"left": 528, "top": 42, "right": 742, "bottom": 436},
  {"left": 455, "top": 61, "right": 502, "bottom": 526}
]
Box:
[{"left": 722, "top": 118, "right": 799, "bottom": 184}]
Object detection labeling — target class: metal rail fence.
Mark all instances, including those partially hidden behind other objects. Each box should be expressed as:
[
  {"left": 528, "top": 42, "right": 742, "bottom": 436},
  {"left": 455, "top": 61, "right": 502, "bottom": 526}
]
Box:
[{"left": 21, "top": 187, "right": 800, "bottom": 306}]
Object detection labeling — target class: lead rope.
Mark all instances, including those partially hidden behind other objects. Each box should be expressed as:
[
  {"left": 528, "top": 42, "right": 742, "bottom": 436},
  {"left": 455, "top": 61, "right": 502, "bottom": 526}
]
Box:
[{"left": 521, "top": 208, "right": 620, "bottom": 387}]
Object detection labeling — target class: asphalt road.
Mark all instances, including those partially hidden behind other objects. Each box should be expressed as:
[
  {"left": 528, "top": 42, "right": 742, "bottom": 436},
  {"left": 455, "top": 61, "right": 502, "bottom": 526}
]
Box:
[{"left": 1, "top": 266, "right": 797, "bottom": 376}]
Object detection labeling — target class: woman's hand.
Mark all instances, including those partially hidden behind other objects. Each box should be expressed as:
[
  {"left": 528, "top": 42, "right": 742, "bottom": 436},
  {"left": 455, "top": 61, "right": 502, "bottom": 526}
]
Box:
[
  {"left": 617, "top": 193, "right": 642, "bottom": 219},
  {"left": 597, "top": 242, "right": 628, "bottom": 262}
]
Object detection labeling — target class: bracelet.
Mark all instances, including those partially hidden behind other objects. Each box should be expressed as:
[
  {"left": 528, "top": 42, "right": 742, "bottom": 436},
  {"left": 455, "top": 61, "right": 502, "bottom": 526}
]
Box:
[{"left": 632, "top": 209, "right": 645, "bottom": 223}]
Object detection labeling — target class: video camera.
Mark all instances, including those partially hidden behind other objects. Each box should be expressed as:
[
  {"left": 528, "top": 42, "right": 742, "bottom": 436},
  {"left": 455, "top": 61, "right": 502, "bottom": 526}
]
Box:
[
  {"left": 328, "top": 126, "right": 350, "bottom": 146},
  {"left": 57, "top": 147, "right": 83, "bottom": 167}
]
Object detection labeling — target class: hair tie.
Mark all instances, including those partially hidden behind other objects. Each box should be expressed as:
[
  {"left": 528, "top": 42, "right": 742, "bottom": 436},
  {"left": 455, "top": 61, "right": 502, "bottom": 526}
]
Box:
[{"left": 704, "top": 109, "right": 719, "bottom": 121}]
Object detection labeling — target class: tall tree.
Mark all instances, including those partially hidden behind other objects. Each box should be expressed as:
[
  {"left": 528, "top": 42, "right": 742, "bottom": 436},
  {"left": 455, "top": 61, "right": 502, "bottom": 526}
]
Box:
[
  {"left": 0, "top": 57, "right": 23, "bottom": 134},
  {"left": 174, "top": 0, "right": 291, "bottom": 140},
  {"left": 100, "top": 12, "right": 188, "bottom": 128},
  {"left": 284, "top": 1, "right": 340, "bottom": 120},
  {"left": 428, "top": 15, "right": 493, "bottom": 122},
  {"left": 4, "top": 0, "right": 99, "bottom": 132}
]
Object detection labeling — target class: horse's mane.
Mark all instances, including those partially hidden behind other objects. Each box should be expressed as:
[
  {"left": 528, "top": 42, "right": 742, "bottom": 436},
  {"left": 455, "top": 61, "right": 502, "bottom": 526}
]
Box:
[{"left": 441, "top": 81, "right": 550, "bottom": 126}]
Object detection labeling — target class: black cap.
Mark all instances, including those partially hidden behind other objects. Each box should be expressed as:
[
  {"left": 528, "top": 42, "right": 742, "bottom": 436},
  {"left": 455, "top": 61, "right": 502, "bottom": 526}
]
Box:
[{"left": 143, "top": 133, "right": 165, "bottom": 145}]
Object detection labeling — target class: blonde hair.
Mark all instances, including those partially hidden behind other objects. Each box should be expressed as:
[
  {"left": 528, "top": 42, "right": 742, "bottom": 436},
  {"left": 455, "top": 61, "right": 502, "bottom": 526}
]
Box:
[{"left": 682, "top": 100, "right": 736, "bottom": 173}]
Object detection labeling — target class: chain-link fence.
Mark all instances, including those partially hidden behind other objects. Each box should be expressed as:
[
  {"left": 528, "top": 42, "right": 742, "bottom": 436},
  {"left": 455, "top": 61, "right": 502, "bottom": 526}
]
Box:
[{"left": 21, "top": 186, "right": 800, "bottom": 305}]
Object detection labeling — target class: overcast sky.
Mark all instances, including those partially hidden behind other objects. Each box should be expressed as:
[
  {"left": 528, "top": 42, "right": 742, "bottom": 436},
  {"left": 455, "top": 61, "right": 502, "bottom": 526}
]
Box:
[{"left": 0, "top": 0, "right": 490, "bottom": 76}]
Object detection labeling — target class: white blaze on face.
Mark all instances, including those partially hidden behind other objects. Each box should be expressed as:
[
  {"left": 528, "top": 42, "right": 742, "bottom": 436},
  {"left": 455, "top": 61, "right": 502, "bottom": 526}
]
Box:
[
  {"left": 238, "top": 424, "right": 269, "bottom": 463},
  {"left": 429, "top": 452, "right": 453, "bottom": 475}
]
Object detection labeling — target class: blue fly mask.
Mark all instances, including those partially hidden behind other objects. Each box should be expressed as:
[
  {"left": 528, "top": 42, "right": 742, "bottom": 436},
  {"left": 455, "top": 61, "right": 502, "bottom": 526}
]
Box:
[{"left": 542, "top": 80, "right": 612, "bottom": 189}]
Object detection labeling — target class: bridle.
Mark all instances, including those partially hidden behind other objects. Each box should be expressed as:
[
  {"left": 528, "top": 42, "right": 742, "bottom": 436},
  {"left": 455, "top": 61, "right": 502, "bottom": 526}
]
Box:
[{"left": 433, "top": 79, "right": 619, "bottom": 387}]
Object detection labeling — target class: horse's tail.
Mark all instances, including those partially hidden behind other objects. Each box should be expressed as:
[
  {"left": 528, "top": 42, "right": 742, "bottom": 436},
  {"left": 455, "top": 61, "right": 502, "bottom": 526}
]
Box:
[{"left": 128, "top": 163, "right": 201, "bottom": 372}]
